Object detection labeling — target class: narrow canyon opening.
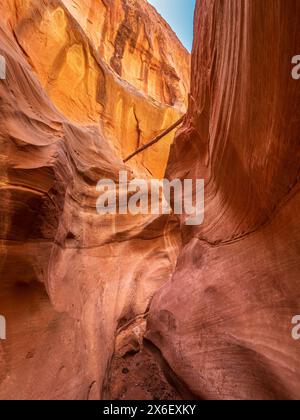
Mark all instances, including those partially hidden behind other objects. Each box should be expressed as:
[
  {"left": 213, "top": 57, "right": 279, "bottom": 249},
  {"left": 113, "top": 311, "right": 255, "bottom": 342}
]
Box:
[{"left": 98, "top": 0, "right": 194, "bottom": 399}]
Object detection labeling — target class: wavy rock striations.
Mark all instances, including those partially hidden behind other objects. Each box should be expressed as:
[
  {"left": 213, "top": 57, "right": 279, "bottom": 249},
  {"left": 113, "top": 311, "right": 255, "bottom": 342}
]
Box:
[
  {"left": 0, "top": 0, "right": 188, "bottom": 399},
  {"left": 1, "top": 0, "right": 299, "bottom": 401},
  {"left": 146, "top": 0, "right": 300, "bottom": 400}
]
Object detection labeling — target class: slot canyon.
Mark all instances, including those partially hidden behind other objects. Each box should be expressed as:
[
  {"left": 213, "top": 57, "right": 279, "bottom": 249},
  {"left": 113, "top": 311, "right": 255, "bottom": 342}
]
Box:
[{"left": 0, "top": 0, "right": 300, "bottom": 400}]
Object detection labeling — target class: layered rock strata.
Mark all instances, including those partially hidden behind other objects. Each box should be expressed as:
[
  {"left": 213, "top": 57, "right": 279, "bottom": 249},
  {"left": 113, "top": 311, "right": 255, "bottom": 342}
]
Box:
[{"left": 146, "top": 0, "right": 300, "bottom": 400}]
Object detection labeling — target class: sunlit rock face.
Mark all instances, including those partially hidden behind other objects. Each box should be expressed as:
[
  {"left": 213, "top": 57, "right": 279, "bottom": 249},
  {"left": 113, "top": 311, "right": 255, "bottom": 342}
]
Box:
[
  {"left": 2, "top": 0, "right": 189, "bottom": 178},
  {"left": 0, "top": 0, "right": 187, "bottom": 399},
  {"left": 62, "top": 0, "right": 190, "bottom": 110},
  {"left": 147, "top": 0, "right": 300, "bottom": 400}
]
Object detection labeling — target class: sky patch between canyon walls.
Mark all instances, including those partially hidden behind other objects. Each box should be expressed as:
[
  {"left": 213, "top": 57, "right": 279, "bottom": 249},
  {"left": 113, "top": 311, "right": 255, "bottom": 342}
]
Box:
[{"left": 148, "top": 0, "right": 196, "bottom": 51}]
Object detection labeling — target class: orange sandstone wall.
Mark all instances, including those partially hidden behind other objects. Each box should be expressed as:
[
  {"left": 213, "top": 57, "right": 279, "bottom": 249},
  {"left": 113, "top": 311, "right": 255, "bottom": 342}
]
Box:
[
  {"left": 62, "top": 0, "right": 190, "bottom": 109},
  {"left": 2, "top": 0, "right": 190, "bottom": 178}
]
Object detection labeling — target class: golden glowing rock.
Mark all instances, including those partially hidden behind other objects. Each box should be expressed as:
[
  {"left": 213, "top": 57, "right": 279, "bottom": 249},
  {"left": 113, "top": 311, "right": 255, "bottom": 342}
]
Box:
[{"left": 5, "top": 0, "right": 189, "bottom": 177}]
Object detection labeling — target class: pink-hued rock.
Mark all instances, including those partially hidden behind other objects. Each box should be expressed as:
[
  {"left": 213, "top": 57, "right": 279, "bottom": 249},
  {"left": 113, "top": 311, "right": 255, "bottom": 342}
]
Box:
[
  {"left": 2, "top": 0, "right": 299, "bottom": 401},
  {"left": 0, "top": 0, "right": 187, "bottom": 400},
  {"left": 146, "top": 0, "right": 300, "bottom": 400}
]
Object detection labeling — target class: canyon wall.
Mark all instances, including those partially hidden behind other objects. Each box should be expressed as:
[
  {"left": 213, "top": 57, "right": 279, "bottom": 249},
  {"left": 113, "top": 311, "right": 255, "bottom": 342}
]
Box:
[
  {"left": 0, "top": 0, "right": 188, "bottom": 399},
  {"left": 62, "top": 0, "right": 190, "bottom": 110},
  {"left": 2, "top": 0, "right": 299, "bottom": 401},
  {"left": 1, "top": 0, "right": 190, "bottom": 177},
  {"left": 146, "top": 0, "right": 300, "bottom": 400}
]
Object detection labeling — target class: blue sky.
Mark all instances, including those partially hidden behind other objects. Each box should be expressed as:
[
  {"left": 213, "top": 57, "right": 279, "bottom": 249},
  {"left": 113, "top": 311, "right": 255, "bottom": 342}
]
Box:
[{"left": 148, "top": 0, "right": 196, "bottom": 51}]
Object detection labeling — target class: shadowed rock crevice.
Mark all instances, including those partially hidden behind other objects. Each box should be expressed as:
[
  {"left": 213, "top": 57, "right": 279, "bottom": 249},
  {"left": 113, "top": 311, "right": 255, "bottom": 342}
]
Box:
[{"left": 104, "top": 314, "right": 196, "bottom": 400}]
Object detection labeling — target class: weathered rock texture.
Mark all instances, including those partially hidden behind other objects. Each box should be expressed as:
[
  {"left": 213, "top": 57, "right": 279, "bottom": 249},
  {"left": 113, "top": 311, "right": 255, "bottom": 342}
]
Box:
[
  {"left": 146, "top": 0, "right": 300, "bottom": 400},
  {"left": 2, "top": 0, "right": 190, "bottom": 178},
  {"left": 2, "top": 0, "right": 299, "bottom": 402},
  {"left": 0, "top": 0, "right": 188, "bottom": 399},
  {"left": 62, "top": 0, "right": 190, "bottom": 109}
]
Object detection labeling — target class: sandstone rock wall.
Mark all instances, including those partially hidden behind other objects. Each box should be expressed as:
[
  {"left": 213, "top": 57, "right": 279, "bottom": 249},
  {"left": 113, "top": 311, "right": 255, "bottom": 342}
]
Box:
[
  {"left": 2, "top": 0, "right": 189, "bottom": 178},
  {"left": 61, "top": 0, "right": 190, "bottom": 110},
  {"left": 0, "top": 0, "right": 187, "bottom": 399},
  {"left": 146, "top": 0, "right": 300, "bottom": 400},
  {"left": 2, "top": 0, "right": 297, "bottom": 401}
]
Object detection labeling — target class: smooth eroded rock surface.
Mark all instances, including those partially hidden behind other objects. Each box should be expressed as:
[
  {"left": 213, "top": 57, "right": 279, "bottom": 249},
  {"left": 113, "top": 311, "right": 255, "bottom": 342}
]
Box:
[
  {"left": 2, "top": 0, "right": 299, "bottom": 401},
  {"left": 146, "top": 0, "right": 300, "bottom": 400},
  {"left": 0, "top": 0, "right": 188, "bottom": 399}
]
